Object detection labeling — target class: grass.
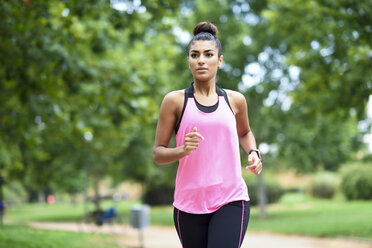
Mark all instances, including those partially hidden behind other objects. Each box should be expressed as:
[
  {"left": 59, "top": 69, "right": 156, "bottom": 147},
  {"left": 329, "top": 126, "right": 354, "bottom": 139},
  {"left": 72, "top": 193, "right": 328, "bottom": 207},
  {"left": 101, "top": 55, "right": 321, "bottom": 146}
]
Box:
[
  {"left": 6, "top": 200, "right": 139, "bottom": 224},
  {"left": 5, "top": 194, "right": 372, "bottom": 240},
  {"left": 3, "top": 200, "right": 137, "bottom": 248},
  {"left": 0, "top": 225, "right": 120, "bottom": 248},
  {"left": 150, "top": 205, "right": 174, "bottom": 226},
  {"left": 6, "top": 203, "right": 85, "bottom": 223},
  {"left": 148, "top": 194, "right": 372, "bottom": 239},
  {"left": 249, "top": 193, "right": 372, "bottom": 239}
]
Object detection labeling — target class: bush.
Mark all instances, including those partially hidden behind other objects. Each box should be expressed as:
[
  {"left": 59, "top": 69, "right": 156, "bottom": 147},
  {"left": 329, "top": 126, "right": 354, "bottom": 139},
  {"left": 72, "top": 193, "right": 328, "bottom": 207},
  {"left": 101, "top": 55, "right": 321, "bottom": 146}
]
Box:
[
  {"left": 244, "top": 175, "right": 284, "bottom": 206},
  {"left": 308, "top": 172, "right": 339, "bottom": 199},
  {"left": 142, "top": 164, "right": 177, "bottom": 206},
  {"left": 341, "top": 163, "right": 372, "bottom": 200},
  {"left": 4, "top": 182, "right": 27, "bottom": 205},
  {"left": 143, "top": 182, "right": 174, "bottom": 206}
]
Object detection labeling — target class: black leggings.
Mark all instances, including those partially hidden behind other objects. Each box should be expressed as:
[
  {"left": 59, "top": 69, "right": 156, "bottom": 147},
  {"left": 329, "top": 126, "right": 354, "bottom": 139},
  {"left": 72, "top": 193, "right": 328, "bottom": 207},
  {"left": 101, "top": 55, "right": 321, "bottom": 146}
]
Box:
[{"left": 173, "top": 201, "right": 250, "bottom": 248}]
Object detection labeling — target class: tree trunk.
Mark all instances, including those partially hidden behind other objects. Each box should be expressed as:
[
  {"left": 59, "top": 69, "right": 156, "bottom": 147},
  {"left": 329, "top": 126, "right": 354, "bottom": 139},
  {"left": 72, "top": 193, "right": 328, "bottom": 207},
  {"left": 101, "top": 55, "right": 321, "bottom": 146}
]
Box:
[
  {"left": 0, "top": 175, "right": 3, "bottom": 225},
  {"left": 38, "top": 191, "right": 45, "bottom": 204},
  {"left": 258, "top": 171, "right": 267, "bottom": 219},
  {"left": 83, "top": 165, "right": 90, "bottom": 215},
  {"left": 93, "top": 172, "right": 101, "bottom": 210}
]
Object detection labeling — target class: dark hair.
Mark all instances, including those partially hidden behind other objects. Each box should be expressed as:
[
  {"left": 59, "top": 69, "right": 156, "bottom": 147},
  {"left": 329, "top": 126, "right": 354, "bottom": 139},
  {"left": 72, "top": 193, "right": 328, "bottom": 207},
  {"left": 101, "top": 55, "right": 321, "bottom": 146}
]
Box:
[{"left": 188, "top": 21, "right": 222, "bottom": 57}]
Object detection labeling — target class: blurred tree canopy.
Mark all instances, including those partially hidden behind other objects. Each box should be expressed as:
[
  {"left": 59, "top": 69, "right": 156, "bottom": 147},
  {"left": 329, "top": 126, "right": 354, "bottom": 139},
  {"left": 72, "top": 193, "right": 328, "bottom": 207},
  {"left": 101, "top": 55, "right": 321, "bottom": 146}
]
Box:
[
  {"left": 175, "top": 0, "right": 371, "bottom": 171},
  {"left": 0, "top": 0, "right": 184, "bottom": 198},
  {"left": 254, "top": 0, "right": 372, "bottom": 170},
  {"left": 0, "top": 0, "right": 371, "bottom": 200}
]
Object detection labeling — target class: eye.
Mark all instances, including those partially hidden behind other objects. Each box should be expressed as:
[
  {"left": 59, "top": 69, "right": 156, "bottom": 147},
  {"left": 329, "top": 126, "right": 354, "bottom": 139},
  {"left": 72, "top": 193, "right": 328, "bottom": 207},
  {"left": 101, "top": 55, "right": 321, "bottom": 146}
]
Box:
[
  {"left": 190, "top": 53, "right": 198, "bottom": 58},
  {"left": 206, "top": 53, "right": 214, "bottom": 57}
]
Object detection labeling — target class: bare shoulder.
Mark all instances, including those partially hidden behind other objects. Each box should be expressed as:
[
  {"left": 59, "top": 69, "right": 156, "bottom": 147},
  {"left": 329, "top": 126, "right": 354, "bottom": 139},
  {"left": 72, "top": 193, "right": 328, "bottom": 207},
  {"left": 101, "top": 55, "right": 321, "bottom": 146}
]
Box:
[
  {"left": 162, "top": 90, "right": 183, "bottom": 104},
  {"left": 160, "top": 90, "right": 185, "bottom": 113},
  {"left": 225, "top": 89, "right": 246, "bottom": 102},
  {"left": 164, "top": 89, "right": 184, "bottom": 100},
  {"left": 225, "top": 89, "right": 247, "bottom": 114}
]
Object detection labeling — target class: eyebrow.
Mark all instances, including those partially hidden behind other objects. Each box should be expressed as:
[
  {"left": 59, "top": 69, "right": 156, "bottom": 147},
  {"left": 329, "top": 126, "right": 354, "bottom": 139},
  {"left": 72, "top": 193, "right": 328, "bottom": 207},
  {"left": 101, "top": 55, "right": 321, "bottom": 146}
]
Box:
[{"left": 190, "top": 49, "right": 215, "bottom": 53}]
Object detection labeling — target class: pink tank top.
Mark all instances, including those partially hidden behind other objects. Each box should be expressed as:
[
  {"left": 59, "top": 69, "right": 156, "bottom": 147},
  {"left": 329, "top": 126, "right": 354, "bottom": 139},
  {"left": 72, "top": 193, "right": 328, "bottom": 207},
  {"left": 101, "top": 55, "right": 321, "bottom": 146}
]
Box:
[{"left": 174, "top": 83, "right": 249, "bottom": 214}]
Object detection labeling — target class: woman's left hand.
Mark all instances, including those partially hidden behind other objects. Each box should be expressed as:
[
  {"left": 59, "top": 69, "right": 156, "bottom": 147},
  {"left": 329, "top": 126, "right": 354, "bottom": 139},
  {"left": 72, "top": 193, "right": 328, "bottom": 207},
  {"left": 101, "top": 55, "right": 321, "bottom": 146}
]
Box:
[{"left": 246, "top": 153, "right": 262, "bottom": 175}]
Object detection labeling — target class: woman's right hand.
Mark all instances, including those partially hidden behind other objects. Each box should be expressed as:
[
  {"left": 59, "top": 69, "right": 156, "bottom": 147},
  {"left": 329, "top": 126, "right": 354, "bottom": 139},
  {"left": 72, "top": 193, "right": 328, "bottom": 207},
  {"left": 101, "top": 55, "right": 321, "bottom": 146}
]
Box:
[{"left": 183, "top": 126, "right": 204, "bottom": 155}]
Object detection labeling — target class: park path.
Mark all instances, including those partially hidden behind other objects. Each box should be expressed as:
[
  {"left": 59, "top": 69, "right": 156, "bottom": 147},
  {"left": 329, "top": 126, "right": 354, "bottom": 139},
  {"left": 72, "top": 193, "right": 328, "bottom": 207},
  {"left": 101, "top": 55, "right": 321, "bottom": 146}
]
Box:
[{"left": 29, "top": 222, "right": 372, "bottom": 248}]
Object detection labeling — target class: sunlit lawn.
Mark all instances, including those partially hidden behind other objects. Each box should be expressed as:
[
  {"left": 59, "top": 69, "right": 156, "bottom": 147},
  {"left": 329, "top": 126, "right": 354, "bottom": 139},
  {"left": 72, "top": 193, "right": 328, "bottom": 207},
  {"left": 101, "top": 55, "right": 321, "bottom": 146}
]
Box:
[
  {"left": 249, "top": 193, "right": 372, "bottom": 239},
  {"left": 0, "top": 225, "right": 120, "bottom": 248},
  {"left": 3, "top": 200, "right": 134, "bottom": 248},
  {"left": 5, "top": 193, "right": 372, "bottom": 239},
  {"left": 6, "top": 199, "right": 140, "bottom": 224},
  {"left": 150, "top": 194, "right": 372, "bottom": 239}
]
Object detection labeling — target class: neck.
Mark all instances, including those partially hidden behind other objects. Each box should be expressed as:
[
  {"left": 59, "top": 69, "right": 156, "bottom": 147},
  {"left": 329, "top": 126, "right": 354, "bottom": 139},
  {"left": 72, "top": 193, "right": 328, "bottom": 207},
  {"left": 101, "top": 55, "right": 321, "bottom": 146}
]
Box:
[{"left": 193, "top": 78, "right": 216, "bottom": 96}]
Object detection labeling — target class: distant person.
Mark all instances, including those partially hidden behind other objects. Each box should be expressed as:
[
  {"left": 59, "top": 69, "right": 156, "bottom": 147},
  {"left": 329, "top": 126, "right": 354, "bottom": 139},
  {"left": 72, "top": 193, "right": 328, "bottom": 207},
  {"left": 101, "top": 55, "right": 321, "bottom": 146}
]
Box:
[
  {"left": 153, "top": 21, "right": 262, "bottom": 248},
  {"left": 0, "top": 200, "right": 6, "bottom": 217},
  {"left": 47, "top": 194, "right": 55, "bottom": 204}
]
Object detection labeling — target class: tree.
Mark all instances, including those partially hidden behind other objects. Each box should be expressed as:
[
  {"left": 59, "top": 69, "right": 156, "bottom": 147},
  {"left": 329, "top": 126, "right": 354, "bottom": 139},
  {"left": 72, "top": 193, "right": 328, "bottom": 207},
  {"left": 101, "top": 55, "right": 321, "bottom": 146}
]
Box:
[
  {"left": 252, "top": 0, "right": 371, "bottom": 170},
  {"left": 173, "top": 0, "right": 370, "bottom": 217},
  {"left": 0, "top": 0, "right": 183, "bottom": 205},
  {"left": 1, "top": 0, "right": 369, "bottom": 213}
]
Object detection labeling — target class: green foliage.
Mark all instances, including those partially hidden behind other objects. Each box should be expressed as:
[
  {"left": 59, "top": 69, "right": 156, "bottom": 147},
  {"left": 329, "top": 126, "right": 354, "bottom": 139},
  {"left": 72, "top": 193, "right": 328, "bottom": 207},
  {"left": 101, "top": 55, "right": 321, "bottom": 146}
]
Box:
[
  {"left": 142, "top": 165, "right": 176, "bottom": 206},
  {"left": 341, "top": 163, "right": 372, "bottom": 200},
  {"left": 179, "top": 0, "right": 370, "bottom": 172},
  {"left": 248, "top": 0, "right": 370, "bottom": 171},
  {"left": 143, "top": 182, "right": 174, "bottom": 206},
  {"left": 261, "top": 0, "right": 372, "bottom": 118},
  {"left": 0, "top": 0, "right": 183, "bottom": 198},
  {"left": 4, "top": 181, "right": 27, "bottom": 205},
  {"left": 308, "top": 172, "right": 339, "bottom": 199},
  {"left": 244, "top": 174, "right": 284, "bottom": 205},
  {"left": 362, "top": 153, "right": 372, "bottom": 162},
  {"left": 1, "top": 0, "right": 370, "bottom": 200},
  {"left": 0, "top": 225, "right": 120, "bottom": 248}
]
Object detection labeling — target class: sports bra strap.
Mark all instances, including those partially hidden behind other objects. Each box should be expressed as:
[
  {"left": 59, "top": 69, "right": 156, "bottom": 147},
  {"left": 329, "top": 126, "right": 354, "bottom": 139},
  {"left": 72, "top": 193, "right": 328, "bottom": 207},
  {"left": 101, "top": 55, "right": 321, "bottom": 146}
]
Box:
[
  {"left": 218, "top": 87, "right": 234, "bottom": 114},
  {"left": 174, "top": 85, "right": 192, "bottom": 133},
  {"left": 175, "top": 83, "right": 234, "bottom": 133},
  {"left": 184, "top": 84, "right": 194, "bottom": 98}
]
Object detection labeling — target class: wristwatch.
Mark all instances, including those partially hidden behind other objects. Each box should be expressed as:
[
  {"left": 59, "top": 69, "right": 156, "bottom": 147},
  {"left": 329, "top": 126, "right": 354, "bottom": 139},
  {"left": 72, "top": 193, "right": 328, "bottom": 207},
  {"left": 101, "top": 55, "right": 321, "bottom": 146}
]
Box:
[{"left": 248, "top": 149, "right": 261, "bottom": 160}]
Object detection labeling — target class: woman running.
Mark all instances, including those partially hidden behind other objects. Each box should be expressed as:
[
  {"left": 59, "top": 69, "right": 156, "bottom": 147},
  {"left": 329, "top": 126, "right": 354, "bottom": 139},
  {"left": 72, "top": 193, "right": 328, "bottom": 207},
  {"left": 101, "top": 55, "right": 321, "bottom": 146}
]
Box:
[{"left": 153, "top": 21, "right": 263, "bottom": 248}]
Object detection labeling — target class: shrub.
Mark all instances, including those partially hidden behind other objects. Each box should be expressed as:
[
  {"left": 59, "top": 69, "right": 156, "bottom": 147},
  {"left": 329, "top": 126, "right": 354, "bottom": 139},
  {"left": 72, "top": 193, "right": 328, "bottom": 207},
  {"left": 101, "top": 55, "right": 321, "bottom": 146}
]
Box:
[
  {"left": 309, "top": 172, "right": 339, "bottom": 199},
  {"left": 341, "top": 163, "right": 372, "bottom": 200},
  {"left": 244, "top": 175, "right": 284, "bottom": 206},
  {"left": 142, "top": 165, "right": 177, "bottom": 206},
  {"left": 143, "top": 182, "right": 174, "bottom": 206},
  {"left": 4, "top": 182, "right": 27, "bottom": 205}
]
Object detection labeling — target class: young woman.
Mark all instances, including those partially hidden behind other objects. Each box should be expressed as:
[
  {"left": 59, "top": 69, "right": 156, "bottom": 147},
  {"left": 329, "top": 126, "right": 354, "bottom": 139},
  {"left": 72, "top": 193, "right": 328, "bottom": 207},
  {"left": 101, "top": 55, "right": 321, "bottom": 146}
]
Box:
[{"left": 153, "top": 21, "right": 262, "bottom": 248}]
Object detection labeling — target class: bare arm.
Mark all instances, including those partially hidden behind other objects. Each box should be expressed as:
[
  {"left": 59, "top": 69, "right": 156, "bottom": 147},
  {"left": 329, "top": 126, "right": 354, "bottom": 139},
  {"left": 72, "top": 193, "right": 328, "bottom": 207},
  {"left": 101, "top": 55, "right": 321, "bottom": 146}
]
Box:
[
  {"left": 152, "top": 91, "right": 203, "bottom": 165},
  {"left": 227, "top": 90, "right": 262, "bottom": 175}
]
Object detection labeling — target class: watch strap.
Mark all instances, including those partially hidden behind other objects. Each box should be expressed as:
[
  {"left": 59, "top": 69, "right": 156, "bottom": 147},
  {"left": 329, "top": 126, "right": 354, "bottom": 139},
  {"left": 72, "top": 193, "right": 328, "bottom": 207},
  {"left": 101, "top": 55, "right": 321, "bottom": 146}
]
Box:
[{"left": 248, "top": 149, "right": 261, "bottom": 160}]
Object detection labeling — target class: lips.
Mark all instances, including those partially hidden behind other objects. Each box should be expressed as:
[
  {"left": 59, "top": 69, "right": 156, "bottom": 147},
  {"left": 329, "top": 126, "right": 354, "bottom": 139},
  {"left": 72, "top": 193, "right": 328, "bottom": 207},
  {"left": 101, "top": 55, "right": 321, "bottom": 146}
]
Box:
[{"left": 196, "top": 68, "right": 207, "bottom": 71}]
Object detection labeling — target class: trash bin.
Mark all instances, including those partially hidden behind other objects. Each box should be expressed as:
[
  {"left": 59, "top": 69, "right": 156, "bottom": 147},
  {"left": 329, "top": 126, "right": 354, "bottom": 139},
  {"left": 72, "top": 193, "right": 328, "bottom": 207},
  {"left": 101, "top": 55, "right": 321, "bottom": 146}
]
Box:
[
  {"left": 131, "top": 204, "right": 150, "bottom": 229},
  {"left": 131, "top": 204, "right": 150, "bottom": 248}
]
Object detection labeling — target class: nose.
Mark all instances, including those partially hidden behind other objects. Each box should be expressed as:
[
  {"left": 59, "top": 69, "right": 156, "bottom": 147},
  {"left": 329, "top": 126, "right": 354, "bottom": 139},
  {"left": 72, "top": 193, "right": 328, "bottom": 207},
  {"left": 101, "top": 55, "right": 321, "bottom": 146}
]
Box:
[{"left": 197, "top": 54, "right": 205, "bottom": 64}]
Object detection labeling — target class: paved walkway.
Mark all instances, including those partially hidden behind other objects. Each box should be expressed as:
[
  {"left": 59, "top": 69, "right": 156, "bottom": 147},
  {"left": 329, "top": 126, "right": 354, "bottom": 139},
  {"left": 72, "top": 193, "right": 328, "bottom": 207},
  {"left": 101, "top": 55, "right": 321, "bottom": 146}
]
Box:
[{"left": 29, "top": 222, "right": 372, "bottom": 248}]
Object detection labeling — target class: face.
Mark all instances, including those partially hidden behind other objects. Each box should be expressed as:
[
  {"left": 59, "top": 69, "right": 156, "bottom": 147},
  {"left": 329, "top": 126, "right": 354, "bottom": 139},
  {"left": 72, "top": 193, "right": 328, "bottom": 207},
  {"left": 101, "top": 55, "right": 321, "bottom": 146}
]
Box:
[{"left": 188, "top": 40, "right": 223, "bottom": 82}]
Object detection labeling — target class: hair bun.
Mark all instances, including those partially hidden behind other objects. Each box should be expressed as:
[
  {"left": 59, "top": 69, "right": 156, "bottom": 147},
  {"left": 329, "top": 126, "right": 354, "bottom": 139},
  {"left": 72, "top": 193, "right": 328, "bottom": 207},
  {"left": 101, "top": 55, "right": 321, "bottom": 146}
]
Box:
[{"left": 193, "top": 21, "right": 218, "bottom": 37}]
